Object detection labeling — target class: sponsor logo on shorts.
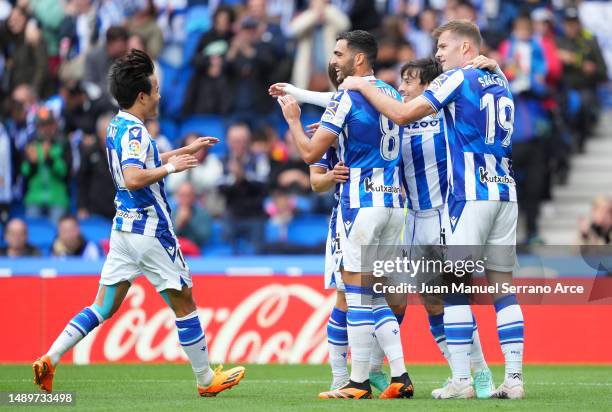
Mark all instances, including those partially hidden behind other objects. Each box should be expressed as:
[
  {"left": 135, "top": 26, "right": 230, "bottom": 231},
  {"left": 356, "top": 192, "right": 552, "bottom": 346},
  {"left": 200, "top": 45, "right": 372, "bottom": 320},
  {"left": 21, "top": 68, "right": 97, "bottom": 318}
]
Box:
[
  {"left": 478, "top": 167, "right": 515, "bottom": 185},
  {"left": 116, "top": 210, "right": 143, "bottom": 220},
  {"left": 363, "top": 177, "right": 401, "bottom": 194}
]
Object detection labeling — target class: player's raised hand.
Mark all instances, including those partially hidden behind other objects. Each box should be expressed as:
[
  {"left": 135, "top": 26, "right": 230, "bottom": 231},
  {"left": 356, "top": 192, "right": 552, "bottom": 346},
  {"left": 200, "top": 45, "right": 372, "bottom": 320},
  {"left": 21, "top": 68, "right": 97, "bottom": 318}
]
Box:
[
  {"left": 332, "top": 161, "right": 349, "bottom": 183},
  {"left": 306, "top": 122, "right": 320, "bottom": 137},
  {"left": 187, "top": 136, "right": 219, "bottom": 154},
  {"left": 340, "top": 76, "right": 367, "bottom": 91},
  {"left": 466, "top": 55, "right": 500, "bottom": 72},
  {"left": 168, "top": 154, "right": 198, "bottom": 172},
  {"left": 278, "top": 95, "right": 301, "bottom": 122},
  {"left": 268, "top": 82, "right": 290, "bottom": 98}
]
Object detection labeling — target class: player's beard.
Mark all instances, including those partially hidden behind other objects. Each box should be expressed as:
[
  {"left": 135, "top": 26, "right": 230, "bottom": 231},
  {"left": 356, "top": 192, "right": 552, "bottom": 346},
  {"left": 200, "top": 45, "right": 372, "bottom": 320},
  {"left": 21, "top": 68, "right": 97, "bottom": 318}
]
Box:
[{"left": 335, "top": 62, "right": 355, "bottom": 84}]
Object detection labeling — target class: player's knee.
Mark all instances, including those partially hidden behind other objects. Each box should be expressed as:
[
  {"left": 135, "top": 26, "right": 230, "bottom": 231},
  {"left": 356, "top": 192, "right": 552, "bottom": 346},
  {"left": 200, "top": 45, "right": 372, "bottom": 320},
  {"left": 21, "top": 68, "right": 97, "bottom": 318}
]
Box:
[
  {"left": 335, "top": 291, "right": 348, "bottom": 312},
  {"left": 424, "top": 302, "right": 444, "bottom": 316}
]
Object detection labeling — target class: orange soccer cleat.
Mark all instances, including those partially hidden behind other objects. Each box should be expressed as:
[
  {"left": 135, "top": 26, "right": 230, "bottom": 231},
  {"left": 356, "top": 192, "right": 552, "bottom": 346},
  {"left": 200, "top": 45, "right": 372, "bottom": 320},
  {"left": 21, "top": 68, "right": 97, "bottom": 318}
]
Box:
[
  {"left": 32, "top": 355, "right": 55, "bottom": 393},
  {"left": 379, "top": 372, "right": 414, "bottom": 399},
  {"left": 318, "top": 380, "right": 372, "bottom": 399},
  {"left": 197, "top": 365, "right": 245, "bottom": 397}
]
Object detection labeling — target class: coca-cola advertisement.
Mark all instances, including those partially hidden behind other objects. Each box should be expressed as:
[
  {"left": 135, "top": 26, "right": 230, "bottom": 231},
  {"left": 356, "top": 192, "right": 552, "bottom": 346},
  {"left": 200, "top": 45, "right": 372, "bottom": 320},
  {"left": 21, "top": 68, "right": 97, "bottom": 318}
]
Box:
[{"left": 1, "top": 274, "right": 611, "bottom": 364}]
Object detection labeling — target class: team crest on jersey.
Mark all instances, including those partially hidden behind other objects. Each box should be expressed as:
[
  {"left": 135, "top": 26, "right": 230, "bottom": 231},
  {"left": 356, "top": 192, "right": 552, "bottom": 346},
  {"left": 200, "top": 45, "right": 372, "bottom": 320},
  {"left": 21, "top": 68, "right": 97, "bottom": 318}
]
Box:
[
  {"left": 428, "top": 73, "right": 449, "bottom": 93},
  {"left": 322, "top": 99, "right": 340, "bottom": 122},
  {"left": 127, "top": 139, "right": 141, "bottom": 156}
]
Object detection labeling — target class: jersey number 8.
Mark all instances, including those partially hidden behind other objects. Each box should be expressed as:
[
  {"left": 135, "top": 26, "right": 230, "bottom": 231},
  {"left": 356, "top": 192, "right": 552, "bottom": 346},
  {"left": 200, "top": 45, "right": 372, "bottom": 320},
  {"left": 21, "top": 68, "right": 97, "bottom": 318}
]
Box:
[{"left": 379, "top": 114, "right": 401, "bottom": 161}]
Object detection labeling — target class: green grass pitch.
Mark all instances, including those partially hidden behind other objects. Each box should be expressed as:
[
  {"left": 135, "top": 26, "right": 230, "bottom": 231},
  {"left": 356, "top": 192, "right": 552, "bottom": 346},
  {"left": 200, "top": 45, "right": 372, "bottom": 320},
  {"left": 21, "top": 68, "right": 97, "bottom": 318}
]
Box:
[{"left": 1, "top": 364, "right": 611, "bottom": 411}]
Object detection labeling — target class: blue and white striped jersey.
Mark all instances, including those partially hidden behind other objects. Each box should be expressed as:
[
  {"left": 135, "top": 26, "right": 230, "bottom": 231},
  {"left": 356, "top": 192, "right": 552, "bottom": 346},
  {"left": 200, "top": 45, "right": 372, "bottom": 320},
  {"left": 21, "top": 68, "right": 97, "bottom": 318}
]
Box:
[
  {"left": 106, "top": 111, "right": 175, "bottom": 238},
  {"left": 401, "top": 114, "right": 448, "bottom": 211},
  {"left": 320, "top": 76, "right": 404, "bottom": 209},
  {"left": 422, "top": 67, "right": 517, "bottom": 202}
]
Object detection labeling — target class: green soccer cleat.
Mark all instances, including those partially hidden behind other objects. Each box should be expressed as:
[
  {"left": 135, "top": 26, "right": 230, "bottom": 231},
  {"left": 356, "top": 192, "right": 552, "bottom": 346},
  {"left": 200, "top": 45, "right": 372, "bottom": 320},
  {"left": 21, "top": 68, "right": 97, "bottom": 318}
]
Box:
[
  {"left": 368, "top": 370, "right": 389, "bottom": 392},
  {"left": 473, "top": 369, "right": 495, "bottom": 399}
]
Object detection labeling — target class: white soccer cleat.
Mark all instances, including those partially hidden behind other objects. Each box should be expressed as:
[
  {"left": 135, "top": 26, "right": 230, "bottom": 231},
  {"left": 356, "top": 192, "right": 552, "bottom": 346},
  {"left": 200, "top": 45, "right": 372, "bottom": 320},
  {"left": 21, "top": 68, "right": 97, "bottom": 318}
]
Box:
[
  {"left": 432, "top": 378, "right": 474, "bottom": 399},
  {"left": 492, "top": 378, "right": 525, "bottom": 399}
]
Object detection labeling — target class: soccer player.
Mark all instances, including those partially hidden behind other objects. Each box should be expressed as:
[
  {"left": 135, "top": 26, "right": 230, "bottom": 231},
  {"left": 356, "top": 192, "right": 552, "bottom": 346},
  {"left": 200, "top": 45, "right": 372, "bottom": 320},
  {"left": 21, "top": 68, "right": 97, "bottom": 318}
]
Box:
[
  {"left": 342, "top": 20, "right": 524, "bottom": 399},
  {"left": 278, "top": 30, "right": 412, "bottom": 400},
  {"left": 32, "top": 49, "right": 245, "bottom": 397}
]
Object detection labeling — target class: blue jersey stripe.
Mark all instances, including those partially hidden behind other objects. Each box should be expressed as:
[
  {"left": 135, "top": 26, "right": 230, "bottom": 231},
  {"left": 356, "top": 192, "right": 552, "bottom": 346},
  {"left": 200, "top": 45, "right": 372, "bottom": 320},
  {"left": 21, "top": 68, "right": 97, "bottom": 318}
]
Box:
[
  {"left": 411, "top": 135, "right": 432, "bottom": 210},
  {"left": 473, "top": 153, "right": 489, "bottom": 199}
]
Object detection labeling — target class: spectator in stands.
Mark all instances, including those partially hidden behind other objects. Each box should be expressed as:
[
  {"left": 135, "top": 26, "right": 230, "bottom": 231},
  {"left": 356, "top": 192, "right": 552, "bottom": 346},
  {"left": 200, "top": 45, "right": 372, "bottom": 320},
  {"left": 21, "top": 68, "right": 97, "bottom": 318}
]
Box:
[
  {"left": 76, "top": 112, "right": 115, "bottom": 220},
  {"left": 28, "top": 0, "right": 65, "bottom": 81},
  {"left": 21, "top": 107, "right": 71, "bottom": 224},
  {"left": 346, "top": 0, "right": 381, "bottom": 32},
  {"left": 84, "top": 25, "right": 129, "bottom": 101},
  {"left": 0, "top": 5, "right": 49, "bottom": 98},
  {"left": 172, "top": 181, "right": 212, "bottom": 247},
  {"left": 404, "top": 8, "right": 437, "bottom": 59},
  {"left": 166, "top": 132, "right": 223, "bottom": 197},
  {"left": 52, "top": 214, "right": 101, "bottom": 259},
  {"left": 128, "top": 0, "right": 163, "bottom": 60},
  {"left": 4, "top": 84, "right": 37, "bottom": 151},
  {"left": 218, "top": 158, "right": 267, "bottom": 255},
  {"left": 58, "top": 0, "right": 101, "bottom": 80},
  {"left": 270, "top": 130, "right": 311, "bottom": 195},
  {"left": 0, "top": 123, "right": 18, "bottom": 224},
  {"left": 221, "top": 123, "right": 270, "bottom": 184},
  {"left": 145, "top": 119, "right": 173, "bottom": 152},
  {"left": 225, "top": 16, "right": 276, "bottom": 128},
  {"left": 0, "top": 217, "right": 41, "bottom": 257},
  {"left": 288, "top": 0, "right": 349, "bottom": 91},
  {"left": 556, "top": 7, "right": 608, "bottom": 151},
  {"left": 183, "top": 6, "right": 235, "bottom": 117},
  {"left": 499, "top": 14, "right": 550, "bottom": 244},
  {"left": 245, "top": 0, "right": 288, "bottom": 60},
  {"left": 579, "top": 196, "right": 612, "bottom": 245},
  {"left": 265, "top": 186, "right": 296, "bottom": 241}
]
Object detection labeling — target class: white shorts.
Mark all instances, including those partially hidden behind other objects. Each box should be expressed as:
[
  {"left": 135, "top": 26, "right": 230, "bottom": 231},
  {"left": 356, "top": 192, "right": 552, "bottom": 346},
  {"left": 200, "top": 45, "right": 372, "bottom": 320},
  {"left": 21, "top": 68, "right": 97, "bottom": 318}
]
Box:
[
  {"left": 404, "top": 207, "right": 444, "bottom": 255},
  {"left": 100, "top": 230, "right": 191, "bottom": 292},
  {"left": 442, "top": 197, "right": 517, "bottom": 272},
  {"left": 324, "top": 206, "right": 345, "bottom": 291},
  {"left": 338, "top": 206, "right": 404, "bottom": 273}
]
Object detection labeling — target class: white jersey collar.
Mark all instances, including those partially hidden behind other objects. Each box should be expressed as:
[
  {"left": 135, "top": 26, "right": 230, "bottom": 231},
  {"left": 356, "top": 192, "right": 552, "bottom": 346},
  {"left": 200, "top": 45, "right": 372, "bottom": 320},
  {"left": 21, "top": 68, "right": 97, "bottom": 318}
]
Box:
[{"left": 117, "top": 110, "right": 145, "bottom": 125}]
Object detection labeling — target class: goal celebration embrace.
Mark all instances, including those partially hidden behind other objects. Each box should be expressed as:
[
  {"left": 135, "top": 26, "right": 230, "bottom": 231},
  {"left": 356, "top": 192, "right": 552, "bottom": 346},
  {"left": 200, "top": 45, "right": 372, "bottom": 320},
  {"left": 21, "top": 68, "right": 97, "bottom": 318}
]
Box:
[{"left": 0, "top": 1, "right": 609, "bottom": 410}]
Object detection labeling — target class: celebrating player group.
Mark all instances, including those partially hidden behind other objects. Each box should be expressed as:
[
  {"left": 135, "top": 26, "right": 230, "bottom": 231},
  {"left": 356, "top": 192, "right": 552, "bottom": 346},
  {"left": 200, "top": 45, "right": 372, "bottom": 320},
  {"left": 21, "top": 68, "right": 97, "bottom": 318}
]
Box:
[
  {"left": 273, "top": 20, "right": 524, "bottom": 400},
  {"left": 32, "top": 19, "right": 523, "bottom": 402}
]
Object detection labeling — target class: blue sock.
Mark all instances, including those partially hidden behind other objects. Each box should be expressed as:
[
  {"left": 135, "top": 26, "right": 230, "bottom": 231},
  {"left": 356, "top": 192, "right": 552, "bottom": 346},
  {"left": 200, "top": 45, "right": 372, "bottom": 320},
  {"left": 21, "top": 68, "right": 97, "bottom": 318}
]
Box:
[
  {"left": 327, "top": 307, "right": 348, "bottom": 378},
  {"left": 428, "top": 313, "right": 450, "bottom": 360},
  {"left": 48, "top": 307, "right": 103, "bottom": 365},
  {"left": 395, "top": 313, "right": 405, "bottom": 325}
]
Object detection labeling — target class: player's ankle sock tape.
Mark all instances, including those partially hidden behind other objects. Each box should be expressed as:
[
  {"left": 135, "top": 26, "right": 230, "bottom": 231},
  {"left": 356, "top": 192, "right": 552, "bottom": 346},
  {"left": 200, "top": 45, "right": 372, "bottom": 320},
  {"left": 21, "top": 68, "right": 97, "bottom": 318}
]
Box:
[
  {"left": 495, "top": 295, "right": 524, "bottom": 345},
  {"left": 175, "top": 311, "right": 205, "bottom": 346},
  {"left": 327, "top": 307, "right": 348, "bottom": 345},
  {"left": 91, "top": 284, "right": 117, "bottom": 320},
  {"left": 70, "top": 307, "right": 101, "bottom": 336}
]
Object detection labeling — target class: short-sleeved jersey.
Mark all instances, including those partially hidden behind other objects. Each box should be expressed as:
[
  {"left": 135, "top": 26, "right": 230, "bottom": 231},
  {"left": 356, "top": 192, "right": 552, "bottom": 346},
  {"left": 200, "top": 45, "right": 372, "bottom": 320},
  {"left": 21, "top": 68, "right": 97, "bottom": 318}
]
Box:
[
  {"left": 401, "top": 114, "right": 448, "bottom": 211},
  {"left": 319, "top": 76, "right": 404, "bottom": 209},
  {"left": 422, "top": 67, "right": 517, "bottom": 202},
  {"left": 105, "top": 111, "right": 175, "bottom": 238},
  {"left": 310, "top": 147, "right": 340, "bottom": 201}
]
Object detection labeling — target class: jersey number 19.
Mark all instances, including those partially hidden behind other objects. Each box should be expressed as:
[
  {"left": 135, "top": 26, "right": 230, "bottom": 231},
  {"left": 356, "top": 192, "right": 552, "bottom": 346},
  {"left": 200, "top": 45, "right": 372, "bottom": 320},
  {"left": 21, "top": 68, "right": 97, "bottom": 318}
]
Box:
[{"left": 480, "top": 93, "right": 514, "bottom": 147}]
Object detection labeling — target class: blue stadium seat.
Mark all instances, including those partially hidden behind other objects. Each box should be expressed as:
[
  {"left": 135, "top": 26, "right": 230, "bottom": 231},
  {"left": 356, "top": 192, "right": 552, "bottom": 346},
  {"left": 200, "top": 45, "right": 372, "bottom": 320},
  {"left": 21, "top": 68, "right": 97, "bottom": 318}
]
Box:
[
  {"left": 288, "top": 215, "right": 329, "bottom": 246},
  {"left": 178, "top": 115, "right": 227, "bottom": 156},
  {"left": 0, "top": 222, "right": 5, "bottom": 248},
  {"left": 159, "top": 117, "right": 179, "bottom": 143},
  {"left": 201, "top": 244, "right": 233, "bottom": 257},
  {"left": 79, "top": 216, "right": 113, "bottom": 244},
  {"left": 265, "top": 220, "right": 281, "bottom": 243},
  {"left": 207, "top": 221, "right": 225, "bottom": 247},
  {"left": 24, "top": 217, "right": 56, "bottom": 252}
]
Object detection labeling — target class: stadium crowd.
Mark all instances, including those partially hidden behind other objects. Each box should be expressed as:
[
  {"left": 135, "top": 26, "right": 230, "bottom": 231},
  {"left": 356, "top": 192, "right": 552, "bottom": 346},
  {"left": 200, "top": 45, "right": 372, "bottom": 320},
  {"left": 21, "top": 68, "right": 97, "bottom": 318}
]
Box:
[{"left": 0, "top": 0, "right": 610, "bottom": 257}]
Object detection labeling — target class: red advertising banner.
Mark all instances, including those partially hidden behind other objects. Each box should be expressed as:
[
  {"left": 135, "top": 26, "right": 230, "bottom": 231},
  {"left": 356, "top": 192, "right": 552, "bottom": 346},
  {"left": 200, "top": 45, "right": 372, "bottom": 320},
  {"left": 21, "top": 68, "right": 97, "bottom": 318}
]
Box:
[{"left": 1, "top": 275, "right": 611, "bottom": 364}]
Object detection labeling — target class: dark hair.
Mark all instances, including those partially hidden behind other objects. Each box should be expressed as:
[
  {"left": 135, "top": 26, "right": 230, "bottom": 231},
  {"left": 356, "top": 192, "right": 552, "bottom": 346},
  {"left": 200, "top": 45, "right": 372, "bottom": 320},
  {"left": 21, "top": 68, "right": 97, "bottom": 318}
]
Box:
[
  {"left": 108, "top": 49, "right": 155, "bottom": 109},
  {"left": 336, "top": 30, "right": 378, "bottom": 67},
  {"left": 432, "top": 19, "right": 483, "bottom": 49},
  {"left": 400, "top": 57, "right": 442, "bottom": 85},
  {"left": 214, "top": 5, "right": 236, "bottom": 24},
  {"left": 106, "top": 26, "right": 129, "bottom": 43},
  {"left": 58, "top": 214, "right": 78, "bottom": 225}
]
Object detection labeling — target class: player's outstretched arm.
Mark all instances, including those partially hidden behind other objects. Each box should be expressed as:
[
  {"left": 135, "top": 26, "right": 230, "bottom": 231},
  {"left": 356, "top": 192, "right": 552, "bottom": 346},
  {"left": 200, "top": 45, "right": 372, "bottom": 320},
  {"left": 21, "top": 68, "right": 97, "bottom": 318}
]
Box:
[
  {"left": 341, "top": 76, "right": 434, "bottom": 125},
  {"left": 159, "top": 137, "right": 219, "bottom": 164},
  {"left": 123, "top": 154, "right": 197, "bottom": 191},
  {"left": 310, "top": 161, "right": 348, "bottom": 192},
  {"left": 278, "top": 95, "right": 336, "bottom": 164},
  {"left": 269, "top": 83, "right": 334, "bottom": 108}
]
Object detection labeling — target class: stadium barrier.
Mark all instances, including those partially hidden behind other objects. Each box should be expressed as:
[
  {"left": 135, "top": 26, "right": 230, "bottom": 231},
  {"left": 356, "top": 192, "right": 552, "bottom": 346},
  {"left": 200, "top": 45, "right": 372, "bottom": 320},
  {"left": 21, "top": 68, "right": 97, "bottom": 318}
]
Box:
[{"left": 2, "top": 256, "right": 611, "bottom": 364}]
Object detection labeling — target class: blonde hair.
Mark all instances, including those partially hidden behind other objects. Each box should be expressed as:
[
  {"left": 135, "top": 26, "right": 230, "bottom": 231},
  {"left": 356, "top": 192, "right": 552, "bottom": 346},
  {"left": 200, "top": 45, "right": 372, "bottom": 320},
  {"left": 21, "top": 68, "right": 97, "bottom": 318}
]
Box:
[{"left": 433, "top": 19, "right": 483, "bottom": 49}]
